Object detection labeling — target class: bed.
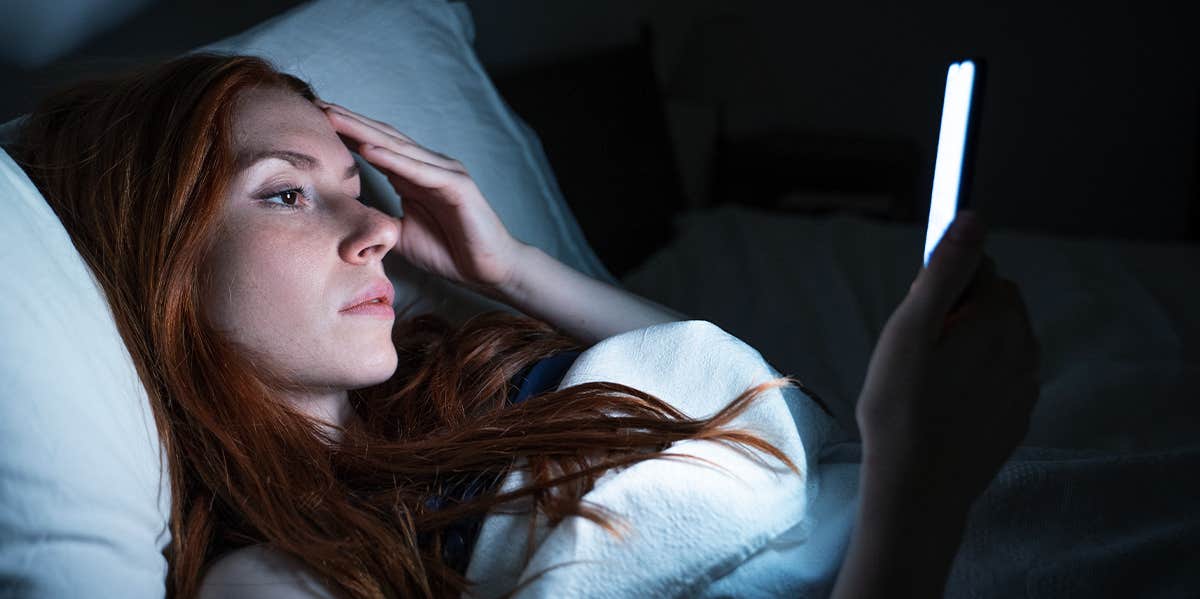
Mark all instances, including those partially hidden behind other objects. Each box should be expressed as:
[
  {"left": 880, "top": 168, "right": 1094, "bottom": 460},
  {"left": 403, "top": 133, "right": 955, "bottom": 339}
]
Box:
[
  {"left": 621, "top": 205, "right": 1200, "bottom": 596},
  {"left": 2, "top": 0, "right": 1198, "bottom": 597},
  {"left": 623, "top": 205, "right": 1200, "bottom": 454}
]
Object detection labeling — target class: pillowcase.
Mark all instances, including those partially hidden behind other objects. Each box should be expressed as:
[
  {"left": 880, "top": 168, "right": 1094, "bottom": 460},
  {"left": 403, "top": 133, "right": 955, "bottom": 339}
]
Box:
[
  {"left": 0, "top": 144, "right": 171, "bottom": 596},
  {"left": 0, "top": 0, "right": 612, "bottom": 595}
]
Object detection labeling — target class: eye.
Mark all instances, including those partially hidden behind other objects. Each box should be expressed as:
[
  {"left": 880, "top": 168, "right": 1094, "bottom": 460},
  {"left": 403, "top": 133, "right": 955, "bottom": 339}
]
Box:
[
  {"left": 276, "top": 189, "right": 301, "bottom": 206},
  {"left": 257, "top": 186, "right": 311, "bottom": 209}
]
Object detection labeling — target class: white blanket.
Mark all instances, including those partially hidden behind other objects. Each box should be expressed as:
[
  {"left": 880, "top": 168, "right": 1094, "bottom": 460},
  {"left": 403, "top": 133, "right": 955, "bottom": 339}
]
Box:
[
  {"left": 465, "top": 319, "right": 1200, "bottom": 598},
  {"left": 465, "top": 320, "right": 849, "bottom": 598}
]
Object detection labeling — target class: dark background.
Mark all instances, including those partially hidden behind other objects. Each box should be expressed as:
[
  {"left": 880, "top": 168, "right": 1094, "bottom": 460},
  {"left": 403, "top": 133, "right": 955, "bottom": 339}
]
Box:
[{"left": 3, "top": 0, "right": 1196, "bottom": 277}]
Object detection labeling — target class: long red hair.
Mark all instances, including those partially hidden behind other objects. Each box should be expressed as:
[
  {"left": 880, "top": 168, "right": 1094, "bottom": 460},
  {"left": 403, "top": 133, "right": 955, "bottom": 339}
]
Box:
[{"left": 12, "top": 53, "right": 798, "bottom": 598}]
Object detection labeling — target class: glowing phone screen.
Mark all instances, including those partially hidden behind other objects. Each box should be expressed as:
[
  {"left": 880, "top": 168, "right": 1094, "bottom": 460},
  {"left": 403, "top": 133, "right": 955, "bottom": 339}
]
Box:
[{"left": 924, "top": 60, "right": 977, "bottom": 266}]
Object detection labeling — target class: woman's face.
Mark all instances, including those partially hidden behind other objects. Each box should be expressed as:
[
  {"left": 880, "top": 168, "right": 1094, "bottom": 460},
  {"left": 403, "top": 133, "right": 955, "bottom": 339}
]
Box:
[{"left": 203, "top": 86, "right": 400, "bottom": 399}]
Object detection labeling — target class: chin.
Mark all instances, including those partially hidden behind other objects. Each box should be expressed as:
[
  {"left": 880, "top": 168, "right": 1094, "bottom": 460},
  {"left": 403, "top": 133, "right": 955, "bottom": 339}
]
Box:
[{"left": 351, "top": 349, "right": 399, "bottom": 388}]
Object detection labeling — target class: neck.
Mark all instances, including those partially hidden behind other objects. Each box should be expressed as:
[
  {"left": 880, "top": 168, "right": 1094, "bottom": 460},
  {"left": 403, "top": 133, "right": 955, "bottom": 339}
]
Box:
[{"left": 283, "top": 387, "right": 354, "bottom": 442}]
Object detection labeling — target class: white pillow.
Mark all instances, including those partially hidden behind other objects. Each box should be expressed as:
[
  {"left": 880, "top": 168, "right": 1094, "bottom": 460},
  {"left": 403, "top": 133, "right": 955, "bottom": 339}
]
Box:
[
  {"left": 0, "top": 0, "right": 611, "bottom": 595},
  {"left": 0, "top": 145, "right": 171, "bottom": 595}
]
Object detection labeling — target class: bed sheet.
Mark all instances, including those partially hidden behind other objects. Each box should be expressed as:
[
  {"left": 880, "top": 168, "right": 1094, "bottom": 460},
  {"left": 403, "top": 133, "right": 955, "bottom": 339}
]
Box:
[
  {"left": 696, "top": 442, "right": 1200, "bottom": 598},
  {"left": 621, "top": 205, "right": 1200, "bottom": 454}
]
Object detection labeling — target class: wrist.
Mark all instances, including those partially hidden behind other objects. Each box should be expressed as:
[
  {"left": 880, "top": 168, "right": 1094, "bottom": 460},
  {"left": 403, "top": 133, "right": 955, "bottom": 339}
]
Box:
[
  {"left": 860, "top": 458, "right": 975, "bottom": 524},
  {"left": 835, "top": 462, "right": 972, "bottom": 599},
  {"left": 487, "top": 241, "right": 542, "bottom": 305}
]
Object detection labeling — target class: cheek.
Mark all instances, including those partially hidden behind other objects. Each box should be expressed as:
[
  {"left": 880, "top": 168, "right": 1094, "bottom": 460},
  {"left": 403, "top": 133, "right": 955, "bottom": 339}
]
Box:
[
  {"left": 203, "top": 227, "right": 328, "bottom": 350},
  {"left": 200, "top": 210, "right": 397, "bottom": 390}
]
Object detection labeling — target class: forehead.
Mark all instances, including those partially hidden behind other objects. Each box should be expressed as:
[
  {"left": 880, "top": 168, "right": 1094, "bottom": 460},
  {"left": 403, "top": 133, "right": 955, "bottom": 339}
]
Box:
[{"left": 230, "top": 86, "right": 332, "bottom": 150}]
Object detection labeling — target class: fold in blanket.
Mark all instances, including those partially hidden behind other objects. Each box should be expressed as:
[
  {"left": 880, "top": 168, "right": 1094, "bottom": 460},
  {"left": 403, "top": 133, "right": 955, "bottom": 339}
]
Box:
[{"left": 464, "top": 320, "right": 847, "bottom": 598}]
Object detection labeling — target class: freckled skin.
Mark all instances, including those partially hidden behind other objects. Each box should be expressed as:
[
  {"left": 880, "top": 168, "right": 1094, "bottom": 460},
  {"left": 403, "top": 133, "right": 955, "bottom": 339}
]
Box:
[{"left": 202, "top": 87, "right": 400, "bottom": 421}]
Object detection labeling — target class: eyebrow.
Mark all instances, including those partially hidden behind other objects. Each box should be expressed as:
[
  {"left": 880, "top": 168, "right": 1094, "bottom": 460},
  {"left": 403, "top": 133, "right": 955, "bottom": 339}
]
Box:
[{"left": 237, "top": 149, "right": 359, "bottom": 180}]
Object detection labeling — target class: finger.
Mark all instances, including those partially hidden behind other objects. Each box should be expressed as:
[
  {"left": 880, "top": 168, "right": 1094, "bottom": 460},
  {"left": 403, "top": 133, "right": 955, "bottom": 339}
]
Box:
[
  {"left": 360, "top": 144, "right": 463, "bottom": 193},
  {"left": 942, "top": 254, "right": 997, "bottom": 330},
  {"left": 967, "top": 255, "right": 998, "bottom": 300},
  {"left": 1009, "top": 282, "right": 1040, "bottom": 370},
  {"left": 936, "top": 275, "right": 1007, "bottom": 355},
  {"left": 322, "top": 104, "right": 465, "bottom": 172},
  {"left": 327, "top": 109, "right": 461, "bottom": 171},
  {"left": 316, "top": 102, "right": 415, "bottom": 142},
  {"left": 910, "top": 211, "right": 988, "bottom": 323},
  {"left": 941, "top": 281, "right": 1039, "bottom": 394},
  {"left": 997, "top": 281, "right": 1040, "bottom": 377},
  {"left": 318, "top": 101, "right": 415, "bottom": 142}
]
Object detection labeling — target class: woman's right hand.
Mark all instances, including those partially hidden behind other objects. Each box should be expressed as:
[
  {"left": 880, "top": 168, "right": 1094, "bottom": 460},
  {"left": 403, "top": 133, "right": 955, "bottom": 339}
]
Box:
[
  {"left": 317, "top": 101, "right": 528, "bottom": 294},
  {"left": 855, "top": 211, "right": 1041, "bottom": 511}
]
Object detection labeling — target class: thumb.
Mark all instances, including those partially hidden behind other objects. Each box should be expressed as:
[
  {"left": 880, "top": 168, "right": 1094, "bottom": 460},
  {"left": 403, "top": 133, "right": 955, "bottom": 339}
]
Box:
[{"left": 910, "top": 211, "right": 987, "bottom": 319}]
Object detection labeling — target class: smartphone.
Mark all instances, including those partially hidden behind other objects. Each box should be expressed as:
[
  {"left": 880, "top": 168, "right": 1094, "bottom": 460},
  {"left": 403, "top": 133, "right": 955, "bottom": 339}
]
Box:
[{"left": 923, "top": 58, "right": 985, "bottom": 266}]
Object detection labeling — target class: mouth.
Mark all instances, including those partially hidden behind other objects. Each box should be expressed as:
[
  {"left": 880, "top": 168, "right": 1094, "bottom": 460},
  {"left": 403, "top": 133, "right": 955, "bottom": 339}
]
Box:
[
  {"left": 343, "top": 297, "right": 388, "bottom": 310},
  {"left": 339, "top": 279, "right": 395, "bottom": 316}
]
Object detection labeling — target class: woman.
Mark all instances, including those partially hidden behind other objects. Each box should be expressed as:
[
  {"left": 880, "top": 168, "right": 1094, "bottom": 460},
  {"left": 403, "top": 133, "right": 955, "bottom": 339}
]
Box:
[{"left": 10, "top": 53, "right": 1038, "bottom": 598}]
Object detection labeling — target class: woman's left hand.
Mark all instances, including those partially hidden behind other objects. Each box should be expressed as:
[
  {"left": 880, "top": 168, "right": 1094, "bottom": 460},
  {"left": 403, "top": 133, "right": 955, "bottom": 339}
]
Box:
[{"left": 318, "top": 101, "right": 526, "bottom": 292}]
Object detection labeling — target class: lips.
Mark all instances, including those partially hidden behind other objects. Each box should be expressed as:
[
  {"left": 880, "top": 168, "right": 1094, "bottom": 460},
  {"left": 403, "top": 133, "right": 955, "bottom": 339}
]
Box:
[{"left": 339, "top": 279, "right": 395, "bottom": 313}]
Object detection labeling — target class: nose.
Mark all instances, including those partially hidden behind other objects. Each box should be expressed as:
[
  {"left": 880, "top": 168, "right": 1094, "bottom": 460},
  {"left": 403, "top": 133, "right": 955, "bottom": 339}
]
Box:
[{"left": 339, "top": 204, "right": 399, "bottom": 265}]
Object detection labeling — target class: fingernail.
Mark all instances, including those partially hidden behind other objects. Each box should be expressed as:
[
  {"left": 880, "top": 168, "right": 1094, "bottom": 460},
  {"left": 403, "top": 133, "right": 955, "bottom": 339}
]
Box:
[{"left": 947, "top": 212, "right": 984, "bottom": 242}]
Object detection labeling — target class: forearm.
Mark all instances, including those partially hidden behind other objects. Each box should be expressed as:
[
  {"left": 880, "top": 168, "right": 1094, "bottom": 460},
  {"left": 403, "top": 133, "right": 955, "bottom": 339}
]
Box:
[
  {"left": 830, "top": 462, "right": 971, "bottom": 599},
  {"left": 487, "top": 243, "right": 689, "bottom": 345}
]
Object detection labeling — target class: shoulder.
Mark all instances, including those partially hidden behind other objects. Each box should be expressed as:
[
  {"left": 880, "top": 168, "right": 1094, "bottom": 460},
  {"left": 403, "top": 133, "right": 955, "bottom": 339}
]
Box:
[
  {"left": 601, "top": 320, "right": 747, "bottom": 354},
  {"left": 579, "top": 319, "right": 766, "bottom": 378},
  {"left": 198, "top": 544, "right": 339, "bottom": 599}
]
